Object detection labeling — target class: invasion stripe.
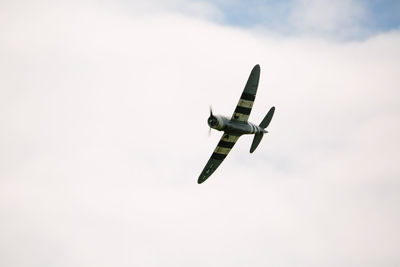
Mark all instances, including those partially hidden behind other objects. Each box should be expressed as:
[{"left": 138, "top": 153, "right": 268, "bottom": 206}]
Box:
[
  {"left": 211, "top": 152, "right": 227, "bottom": 161},
  {"left": 240, "top": 92, "right": 255, "bottom": 101},
  {"left": 238, "top": 99, "right": 254, "bottom": 108},
  {"left": 217, "top": 140, "right": 235, "bottom": 148},
  {"left": 222, "top": 134, "right": 239, "bottom": 142},
  {"left": 214, "top": 147, "right": 231, "bottom": 155},
  {"left": 234, "top": 106, "right": 251, "bottom": 115}
]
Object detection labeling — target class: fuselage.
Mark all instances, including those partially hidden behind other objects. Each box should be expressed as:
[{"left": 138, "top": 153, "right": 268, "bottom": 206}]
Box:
[{"left": 208, "top": 115, "right": 266, "bottom": 136}]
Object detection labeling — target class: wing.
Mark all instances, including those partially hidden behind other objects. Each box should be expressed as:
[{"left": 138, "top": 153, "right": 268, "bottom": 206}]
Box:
[
  {"left": 231, "top": 64, "right": 260, "bottom": 122},
  {"left": 198, "top": 133, "right": 240, "bottom": 184}
]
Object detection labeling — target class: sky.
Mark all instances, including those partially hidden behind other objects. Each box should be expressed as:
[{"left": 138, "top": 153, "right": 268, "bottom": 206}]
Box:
[
  {"left": 0, "top": 0, "right": 400, "bottom": 266},
  {"left": 204, "top": 0, "right": 400, "bottom": 35}
]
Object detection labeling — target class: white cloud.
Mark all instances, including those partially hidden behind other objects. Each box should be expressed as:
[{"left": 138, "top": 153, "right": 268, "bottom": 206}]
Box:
[
  {"left": 0, "top": 1, "right": 399, "bottom": 266},
  {"left": 289, "top": 0, "right": 367, "bottom": 38}
]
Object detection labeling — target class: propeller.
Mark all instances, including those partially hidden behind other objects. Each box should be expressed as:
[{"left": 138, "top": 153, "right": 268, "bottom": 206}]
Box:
[
  {"left": 260, "top": 106, "right": 275, "bottom": 129},
  {"left": 208, "top": 106, "right": 213, "bottom": 136}
]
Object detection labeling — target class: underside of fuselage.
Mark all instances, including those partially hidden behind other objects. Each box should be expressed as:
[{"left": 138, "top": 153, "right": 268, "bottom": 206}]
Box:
[{"left": 209, "top": 115, "right": 265, "bottom": 135}]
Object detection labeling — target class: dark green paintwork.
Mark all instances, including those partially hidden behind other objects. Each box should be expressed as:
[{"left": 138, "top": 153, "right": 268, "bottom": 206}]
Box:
[
  {"left": 250, "top": 133, "right": 263, "bottom": 153},
  {"left": 198, "top": 158, "right": 224, "bottom": 184},
  {"left": 243, "top": 64, "right": 260, "bottom": 95},
  {"left": 198, "top": 133, "right": 239, "bottom": 184},
  {"left": 198, "top": 64, "right": 275, "bottom": 184},
  {"left": 260, "top": 106, "right": 275, "bottom": 128}
]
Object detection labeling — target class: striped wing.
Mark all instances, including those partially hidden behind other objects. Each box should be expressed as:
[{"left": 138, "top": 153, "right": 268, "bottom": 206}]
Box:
[
  {"left": 231, "top": 64, "right": 260, "bottom": 122},
  {"left": 198, "top": 133, "right": 240, "bottom": 184}
]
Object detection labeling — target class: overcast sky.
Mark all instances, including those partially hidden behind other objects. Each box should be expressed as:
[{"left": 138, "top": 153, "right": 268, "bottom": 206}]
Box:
[{"left": 1, "top": 1, "right": 400, "bottom": 266}]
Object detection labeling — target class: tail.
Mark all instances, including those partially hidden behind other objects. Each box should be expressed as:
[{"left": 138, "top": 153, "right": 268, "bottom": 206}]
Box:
[
  {"left": 250, "top": 106, "right": 275, "bottom": 153},
  {"left": 259, "top": 106, "right": 275, "bottom": 129}
]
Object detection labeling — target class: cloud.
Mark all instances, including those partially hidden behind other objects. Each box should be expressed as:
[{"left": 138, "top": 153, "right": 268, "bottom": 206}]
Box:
[
  {"left": 178, "top": 0, "right": 400, "bottom": 40},
  {"left": 289, "top": 0, "right": 366, "bottom": 38},
  {"left": 0, "top": 1, "right": 399, "bottom": 266}
]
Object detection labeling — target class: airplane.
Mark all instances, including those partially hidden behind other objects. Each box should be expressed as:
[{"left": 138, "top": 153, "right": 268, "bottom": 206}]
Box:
[{"left": 198, "top": 64, "right": 275, "bottom": 184}]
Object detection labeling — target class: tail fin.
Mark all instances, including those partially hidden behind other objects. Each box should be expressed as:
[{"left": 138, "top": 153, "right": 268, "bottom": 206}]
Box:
[
  {"left": 250, "top": 133, "right": 263, "bottom": 153},
  {"left": 250, "top": 107, "right": 275, "bottom": 153},
  {"left": 259, "top": 106, "right": 275, "bottom": 129}
]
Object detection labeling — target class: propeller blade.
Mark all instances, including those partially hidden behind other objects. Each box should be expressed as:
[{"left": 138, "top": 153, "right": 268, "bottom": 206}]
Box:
[
  {"left": 208, "top": 106, "right": 214, "bottom": 137},
  {"left": 260, "top": 106, "right": 275, "bottom": 129}
]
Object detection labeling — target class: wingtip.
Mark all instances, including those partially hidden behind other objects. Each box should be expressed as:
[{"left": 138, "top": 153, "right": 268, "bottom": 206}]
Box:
[{"left": 197, "top": 176, "right": 206, "bottom": 184}]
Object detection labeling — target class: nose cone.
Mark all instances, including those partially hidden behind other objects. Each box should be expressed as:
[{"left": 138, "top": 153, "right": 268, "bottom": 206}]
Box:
[{"left": 208, "top": 116, "right": 218, "bottom": 127}]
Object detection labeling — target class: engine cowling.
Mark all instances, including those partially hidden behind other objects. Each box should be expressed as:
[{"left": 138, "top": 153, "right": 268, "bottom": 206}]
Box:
[{"left": 208, "top": 115, "right": 224, "bottom": 130}]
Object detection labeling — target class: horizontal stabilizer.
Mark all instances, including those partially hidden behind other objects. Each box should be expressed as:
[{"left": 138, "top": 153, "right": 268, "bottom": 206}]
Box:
[
  {"left": 260, "top": 106, "right": 275, "bottom": 129},
  {"left": 250, "top": 133, "right": 263, "bottom": 153}
]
